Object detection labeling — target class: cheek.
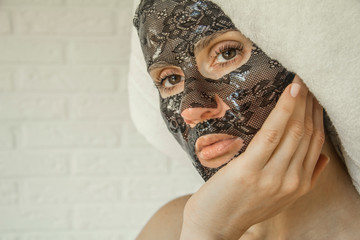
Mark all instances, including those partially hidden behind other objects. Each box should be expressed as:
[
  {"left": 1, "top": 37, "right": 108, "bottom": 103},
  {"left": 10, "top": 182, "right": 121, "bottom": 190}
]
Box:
[
  {"left": 160, "top": 94, "right": 187, "bottom": 134},
  {"left": 159, "top": 80, "right": 185, "bottom": 98}
]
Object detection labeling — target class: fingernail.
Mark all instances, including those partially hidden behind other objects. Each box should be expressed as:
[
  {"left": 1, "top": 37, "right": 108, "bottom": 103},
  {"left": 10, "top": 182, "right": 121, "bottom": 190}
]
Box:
[{"left": 290, "top": 83, "right": 301, "bottom": 98}]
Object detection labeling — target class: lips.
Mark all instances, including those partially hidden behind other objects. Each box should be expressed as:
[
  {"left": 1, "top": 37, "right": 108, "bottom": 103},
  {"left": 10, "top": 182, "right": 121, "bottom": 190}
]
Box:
[{"left": 195, "top": 133, "right": 244, "bottom": 168}]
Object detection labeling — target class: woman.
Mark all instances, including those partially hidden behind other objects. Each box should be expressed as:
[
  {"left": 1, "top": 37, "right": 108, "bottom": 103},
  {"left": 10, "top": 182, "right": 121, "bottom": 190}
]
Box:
[{"left": 132, "top": 0, "right": 360, "bottom": 239}]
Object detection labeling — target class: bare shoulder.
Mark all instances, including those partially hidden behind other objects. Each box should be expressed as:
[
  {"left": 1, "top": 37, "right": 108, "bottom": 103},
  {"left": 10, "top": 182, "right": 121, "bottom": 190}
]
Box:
[{"left": 136, "top": 194, "right": 192, "bottom": 240}]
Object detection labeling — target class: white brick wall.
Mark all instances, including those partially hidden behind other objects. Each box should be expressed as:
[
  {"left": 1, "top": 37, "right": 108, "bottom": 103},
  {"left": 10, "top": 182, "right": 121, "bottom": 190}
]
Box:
[
  {"left": 1, "top": 0, "right": 63, "bottom": 5},
  {"left": 0, "top": 0, "right": 203, "bottom": 239},
  {"left": 0, "top": 69, "right": 13, "bottom": 91},
  {"left": 13, "top": 10, "right": 115, "bottom": 34},
  {"left": 15, "top": 67, "right": 118, "bottom": 92},
  {"left": 0, "top": 11, "right": 10, "bottom": 34}
]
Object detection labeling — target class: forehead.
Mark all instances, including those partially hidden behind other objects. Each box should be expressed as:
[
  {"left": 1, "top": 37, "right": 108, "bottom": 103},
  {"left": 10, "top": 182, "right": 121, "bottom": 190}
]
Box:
[{"left": 134, "top": 0, "right": 236, "bottom": 69}]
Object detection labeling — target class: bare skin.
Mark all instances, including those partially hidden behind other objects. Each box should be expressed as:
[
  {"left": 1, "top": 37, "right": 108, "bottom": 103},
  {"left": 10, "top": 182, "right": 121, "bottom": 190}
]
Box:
[
  {"left": 137, "top": 81, "right": 360, "bottom": 239},
  {"left": 136, "top": 194, "right": 190, "bottom": 240},
  {"left": 137, "top": 135, "right": 360, "bottom": 240}
]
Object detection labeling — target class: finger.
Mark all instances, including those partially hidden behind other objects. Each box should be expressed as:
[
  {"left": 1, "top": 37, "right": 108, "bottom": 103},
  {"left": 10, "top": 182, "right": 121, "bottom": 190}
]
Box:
[
  {"left": 240, "top": 80, "right": 300, "bottom": 168},
  {"left": 304, "top": 97, "right": 325, "bottom": 178},
  {"left": 285, "top": 93, "right": 314, "bottom": 176},
  {"left": 310, "top": 154, "right": 330, "bottom": 189},
  {"left": 265, "top": 78, "right": 309, "bottom": 173}
]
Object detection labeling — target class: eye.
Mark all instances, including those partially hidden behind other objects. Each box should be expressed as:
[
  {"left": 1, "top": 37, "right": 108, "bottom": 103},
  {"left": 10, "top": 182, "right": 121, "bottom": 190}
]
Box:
[
  {"left": 216, "top": 48, "right": 238, "bottom": 62},
  {"left": 194, "top": 30, "right": 252, "bottom": 79},
  {"left": 152, "top": 67, "right": 185, "bottom": 98},
  {"left": 212, "top": 42, "right": 243, "bottom": 66},
  {"left": 161, "top": 74, "right": 185, "bottom": 88}
]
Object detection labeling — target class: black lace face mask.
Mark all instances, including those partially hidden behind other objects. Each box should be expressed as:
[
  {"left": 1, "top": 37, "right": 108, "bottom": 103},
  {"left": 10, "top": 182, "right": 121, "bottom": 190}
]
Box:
[{"left": 134, "top": 0, "right": 295, "bottom": 181}]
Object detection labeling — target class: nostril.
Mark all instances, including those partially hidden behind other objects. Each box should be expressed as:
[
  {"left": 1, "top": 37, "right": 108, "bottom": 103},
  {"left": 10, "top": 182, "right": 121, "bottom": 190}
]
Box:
[
  {"left": 183, "top": 118, "right": 194, "bottom": 126},
  {"left": 180, "top": 95, "right": 231, "bottom": 127},
  {"left": 181, "top": 107, "right": 219, "bottom": 126},
  {"left": 180, "top": 108, "right": 196, "bottom": 125},
  {"left": 200, "top": 109, "right": 220, "bottom": 120}
]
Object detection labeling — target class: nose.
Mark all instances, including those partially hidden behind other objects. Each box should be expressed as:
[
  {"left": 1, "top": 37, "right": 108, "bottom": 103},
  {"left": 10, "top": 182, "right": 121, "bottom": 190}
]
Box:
[{"left": 181, "top": 95, "right": 230, "bottom": 127}]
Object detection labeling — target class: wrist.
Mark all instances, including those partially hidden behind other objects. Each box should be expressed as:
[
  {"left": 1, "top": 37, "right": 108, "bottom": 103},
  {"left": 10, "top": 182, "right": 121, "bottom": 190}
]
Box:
[
  {"left": 180, "top": 219, "right": 246, "bottom": 240},
  {"left": 179, "top": 224, "right": 219, "bottom": 240}
]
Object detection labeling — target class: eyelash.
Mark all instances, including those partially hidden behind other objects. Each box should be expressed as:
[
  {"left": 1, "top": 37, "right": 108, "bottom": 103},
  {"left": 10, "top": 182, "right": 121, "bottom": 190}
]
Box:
[
  {"left": 212, "top": 42, "right": 243, "bottom": 68},
  {"left": 154, "top": 82, "right": 176, "bottom": 94},
  {"left": 154, "top": 71, "right": 178, "bottom": 93}
]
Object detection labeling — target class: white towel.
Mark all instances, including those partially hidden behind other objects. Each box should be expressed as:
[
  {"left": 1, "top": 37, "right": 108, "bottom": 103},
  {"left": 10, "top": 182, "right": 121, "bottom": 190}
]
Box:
[{"left": 128, "top": 0, "right": 360, "bottom": 192}]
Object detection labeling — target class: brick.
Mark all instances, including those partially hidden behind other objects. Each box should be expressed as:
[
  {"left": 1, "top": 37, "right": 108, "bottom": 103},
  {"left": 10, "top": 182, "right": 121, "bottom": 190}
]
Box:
[
  {"left": 24, "top": 232, "right": 125, "bottom": 240},
  {"left": 16, "top": 67, "right": 117, "bottom": 92},
  {"left": 70, "top": 94, "right": 128, "bottom": 120},
  {"left": 124, "top": 230, "right": 139, "bottom": 240},
  {"left": 0, "top": 152, "right": 69, "bottom": 177},
  {"left": 23, "top": 123, "right": 122, "bottom": 148},
  {"left": 0, "top": 234, "right": 23, "bottom": 240},
  {"left": 125, "top": 176, "right": 202, "bottom": 201},
  {"left": 115, "top": 2, "right": 133, "bottom": 35},
  {"left": 0, "top": 0, "right": 63, "bottom": 5},
  {"left": 0, "top": 96, "right": 66, "bottom": 120},
  {"left": 0, "top": 126, "right": 14, "bottom": 149},
  {"left": 0, "top": 11, "right": 11, "bottom": 34},
  {"left": 0, "top": 39, "right": 63, "bottom": 64},
  {"left": 14, "top": 10, "right": 115, "bottom": 35},
  {"left": 0, "top": 207, "right": 71, "bottom": 230},
  {"left": 67, "top": 0, "right": 123, "bottom": 6},
  {"left": 75, "top": 204, "right": 157, "bottom": 229},
  {"left": 22, "top": 178, "right": 121, "bottom": 204},
  {"left": 74, "top": 148, "right": 168, "bottom": 176},
  {"left": 68, "top": 39, "right": 129, "bottom": 64},
  {"left": 124, "top": 231, "right": 138, "bottom": 240},
  {"left": 125, "top": 177, "right": 177, "bottom": 201},
  {"left": 121, "top": 121, "right": 152, "bottom": 147},
  {"left": 0, "top": 68, "right": 12, "bottom": 92},
  {"left": 0, "top": 181, "right": 18, "bottom": 205}
]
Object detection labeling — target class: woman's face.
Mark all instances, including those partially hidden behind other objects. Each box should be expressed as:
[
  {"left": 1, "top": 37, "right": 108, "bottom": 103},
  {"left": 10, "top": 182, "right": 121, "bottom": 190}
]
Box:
[{"left": 134, "top": 0, "right": 295, "bottom": 181}]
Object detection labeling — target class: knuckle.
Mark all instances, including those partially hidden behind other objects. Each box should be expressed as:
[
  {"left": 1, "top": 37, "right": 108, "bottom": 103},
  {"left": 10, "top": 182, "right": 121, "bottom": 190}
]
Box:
[
  {"left": 304, "top": 117, "right": 314, "bottom": 137},
  {"left": 261, "top": 176, "right": 281, "bottom": 194},
  {"left": 282, "top": 177, "right": 301, "bottom": 194},
  {"left": 288, "top": 120, "right": 304, "bottom": 140},
  {"left": 262, "top": 129, "right": 281, "bottom": 145},
  {"left": 280, "top": 103, "right": 293, "bottom": 116},
  {"left": 230, "top": 167, "right": 256, "bottom": 186},
  {"left": 233, "top": 172, "right": 250, "bottom": 185},
  {"left": 313, "top": 129, "right": 325, "bottom": 146},
  {"left": 299, "top": 86, "right": 309, "bottom": 98}
]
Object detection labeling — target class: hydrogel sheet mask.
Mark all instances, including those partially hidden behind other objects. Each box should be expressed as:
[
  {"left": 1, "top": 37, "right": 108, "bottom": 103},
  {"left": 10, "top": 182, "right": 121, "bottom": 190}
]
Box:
[{"left": 134, "top": 0, "right": 295, "bottom": 181}]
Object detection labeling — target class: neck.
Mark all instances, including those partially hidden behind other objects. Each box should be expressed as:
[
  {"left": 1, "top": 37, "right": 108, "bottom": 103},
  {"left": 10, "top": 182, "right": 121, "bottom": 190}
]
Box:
[{"left": 242, "top": 137, "right": 360, "bottom": 240}]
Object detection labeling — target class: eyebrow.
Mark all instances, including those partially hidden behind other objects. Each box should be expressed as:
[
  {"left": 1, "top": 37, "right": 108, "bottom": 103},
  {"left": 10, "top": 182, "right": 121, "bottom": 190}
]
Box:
[
  {"left": 148, "top": 61, "right": 173, "bottom": 73},
  {"left": 194, "top": 29, "right": 236, "bottom": 53},
  {"left": 148, "top": 29, "right": 238, "bottom": 72}
]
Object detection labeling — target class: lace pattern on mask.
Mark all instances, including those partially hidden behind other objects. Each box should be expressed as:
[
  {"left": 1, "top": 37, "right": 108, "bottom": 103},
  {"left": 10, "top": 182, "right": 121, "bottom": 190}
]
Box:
[{"left": 134, "top": 0, "right": 295, "bottom": 181}]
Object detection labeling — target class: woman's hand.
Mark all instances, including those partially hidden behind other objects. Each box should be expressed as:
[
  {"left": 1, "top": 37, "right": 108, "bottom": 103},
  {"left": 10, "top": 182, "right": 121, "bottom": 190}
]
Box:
[{"left": 180, "top": 76, "right": 328, "bottom": 240}]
